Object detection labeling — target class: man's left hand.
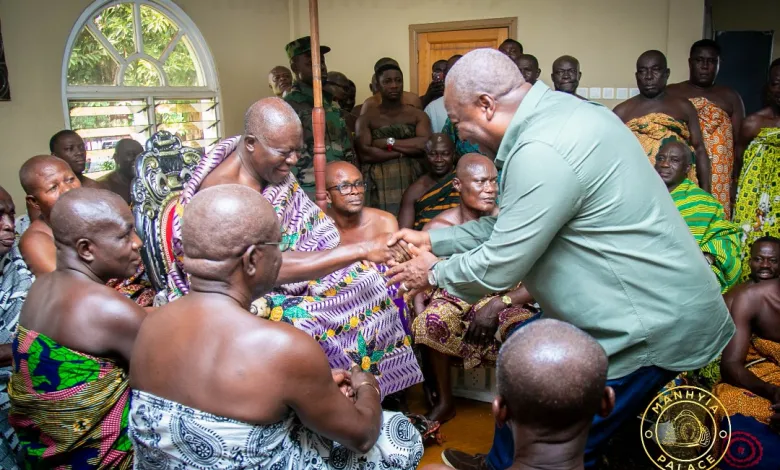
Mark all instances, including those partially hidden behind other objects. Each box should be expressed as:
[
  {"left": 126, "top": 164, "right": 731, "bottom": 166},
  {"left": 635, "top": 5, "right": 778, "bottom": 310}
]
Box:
[
  {"left": 386, "top": 245, "right": 438, "bottom": 294},
  {"left": 332, "top": 368, "right": 354, "bottom": 399},
  {"left": 464, "top": 297, "right": 502, "bottom": 348}
]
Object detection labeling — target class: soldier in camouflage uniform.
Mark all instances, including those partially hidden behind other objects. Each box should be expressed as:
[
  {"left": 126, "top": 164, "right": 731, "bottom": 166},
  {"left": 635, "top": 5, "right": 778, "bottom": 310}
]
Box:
[{"left": 284, "top": 36, "right": 357, "bottom": 199}]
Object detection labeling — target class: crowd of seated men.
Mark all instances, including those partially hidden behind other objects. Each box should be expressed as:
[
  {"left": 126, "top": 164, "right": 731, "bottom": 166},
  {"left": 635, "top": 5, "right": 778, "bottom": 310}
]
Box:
[{"left": 0, "top": 31, "right": 778, "bottom": 470}]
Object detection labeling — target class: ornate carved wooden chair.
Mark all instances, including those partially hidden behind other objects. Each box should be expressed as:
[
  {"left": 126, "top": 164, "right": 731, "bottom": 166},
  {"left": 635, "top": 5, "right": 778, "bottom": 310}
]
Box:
[{"left": 131, "top": 131, "right": 202, "bottom": 294}]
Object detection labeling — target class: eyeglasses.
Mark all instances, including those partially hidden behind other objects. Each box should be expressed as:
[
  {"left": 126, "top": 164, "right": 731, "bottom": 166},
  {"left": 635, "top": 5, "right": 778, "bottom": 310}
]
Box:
[{"left": 327, "top": 181, "right": 368, "bottom": 195}]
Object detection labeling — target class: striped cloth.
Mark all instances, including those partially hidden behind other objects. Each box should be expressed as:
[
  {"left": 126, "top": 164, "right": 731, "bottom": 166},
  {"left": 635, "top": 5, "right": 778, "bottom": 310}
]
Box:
[
  {"left": 364, "top": 124, "right": 423, "bottom": 215},
  {"left": 166, "top": 136, "right": 423, "bottom": 398},
  {"left": 9, "top": 326, "right": 133, "bottom": 469},
  {"left": 412, "top": 172, "right": 459, "bottom": 230},
  {"left": 671, "top": 178, "right": 742, "bottom": 292}
]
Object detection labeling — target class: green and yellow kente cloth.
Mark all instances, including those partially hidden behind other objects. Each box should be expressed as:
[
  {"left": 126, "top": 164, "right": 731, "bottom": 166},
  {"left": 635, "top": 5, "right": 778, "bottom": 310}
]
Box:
[
  {"left": 671, "top": 178, "right": 742, "bottom": 292},
  {"left": 8, "top": 325, "right": 133, "bottom": 469},
  {"left": 733, "top": 128, "right": 780, "bottom": 281},
  {"left": 412, "top": 172, "right": 460, "bottom": 230}
]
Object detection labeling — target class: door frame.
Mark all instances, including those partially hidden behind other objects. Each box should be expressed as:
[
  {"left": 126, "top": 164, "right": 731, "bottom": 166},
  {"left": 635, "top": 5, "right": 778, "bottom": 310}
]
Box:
[{"left": 408, "top": 17, "right": 518, "bottom": 94}]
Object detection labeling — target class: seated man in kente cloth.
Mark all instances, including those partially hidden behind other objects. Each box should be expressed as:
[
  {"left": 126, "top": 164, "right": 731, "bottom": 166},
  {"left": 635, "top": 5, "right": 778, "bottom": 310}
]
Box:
[
  {"left": 131, "top": 185, "right": 423, "bottom": 470},
  {"left": 167, "top": 98, "right": 423, "bottom": 398},
  {"left": 9, "top": 188, "right": 146, "bottom": 469},
  {"left": 668, "top": 39, "right": 746, "bottom": 216},
  {"left": 714, "top": 276, "right": 780, "bottom": 470},
  {"left": 17, "top": 155, "right": 154, "bottom": 306},
  {"left": 726, "top": 236, "right": 780, "bottom": 309},
  {"left": 614, "top": 50, "right": 710, "bottom": 192},
  {"left": 655, "top": 140, "right": 742, "bottom": 293},
  {"left": 325, "top": 161, "right": 408, "bottom": 331},
  {"left": 413, "top": 154, "right": 539, "bottom": 424},
  {"left": 398, "top": 134, "right": 458, "bottom": 230},
  {"left": 356, "top": 63, "right": 432, "bottom": 215},
  {"left": 0, "top": 186, "right": 33, "bottom": 470}
]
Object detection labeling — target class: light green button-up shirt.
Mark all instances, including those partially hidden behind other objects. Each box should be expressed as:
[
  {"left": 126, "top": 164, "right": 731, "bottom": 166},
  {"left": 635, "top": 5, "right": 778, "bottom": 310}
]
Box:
[{"left": 429, "top": 82, "right": 734, "bottom": 379}]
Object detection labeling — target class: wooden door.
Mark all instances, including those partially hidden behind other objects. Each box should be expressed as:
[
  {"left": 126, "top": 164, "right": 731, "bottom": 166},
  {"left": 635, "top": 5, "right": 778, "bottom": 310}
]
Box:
[{"left": 416, "top": 28, "right": 509, "bottom": 94}]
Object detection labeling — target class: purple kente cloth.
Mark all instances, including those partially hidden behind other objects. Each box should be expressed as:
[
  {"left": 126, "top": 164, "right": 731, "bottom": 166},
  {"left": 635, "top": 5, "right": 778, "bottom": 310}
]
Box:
[{"left": 167, "top": 136, "right": 422, "bottom": 397}]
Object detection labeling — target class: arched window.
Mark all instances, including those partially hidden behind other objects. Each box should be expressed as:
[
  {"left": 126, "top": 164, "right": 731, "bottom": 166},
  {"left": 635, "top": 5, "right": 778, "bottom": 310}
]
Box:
[{"left": 62, "top": 0, "right": 221, "bottom": 173}]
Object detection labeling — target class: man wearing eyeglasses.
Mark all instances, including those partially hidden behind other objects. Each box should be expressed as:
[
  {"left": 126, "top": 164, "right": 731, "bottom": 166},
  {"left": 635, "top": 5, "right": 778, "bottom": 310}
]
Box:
[{"left": 325, "top": 162, "right": 398, "bottom": 245}]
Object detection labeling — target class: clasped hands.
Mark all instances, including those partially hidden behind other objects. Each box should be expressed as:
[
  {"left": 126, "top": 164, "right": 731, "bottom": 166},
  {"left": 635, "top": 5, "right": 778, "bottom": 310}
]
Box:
[{"left": 361, "top": 229, "right": 438, "bottom": 295}]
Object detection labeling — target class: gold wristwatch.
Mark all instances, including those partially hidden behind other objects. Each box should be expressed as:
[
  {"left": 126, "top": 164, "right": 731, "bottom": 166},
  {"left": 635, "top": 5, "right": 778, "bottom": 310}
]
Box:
[{"left": 501, "top": 295, "right": 513, "bottom": 308}]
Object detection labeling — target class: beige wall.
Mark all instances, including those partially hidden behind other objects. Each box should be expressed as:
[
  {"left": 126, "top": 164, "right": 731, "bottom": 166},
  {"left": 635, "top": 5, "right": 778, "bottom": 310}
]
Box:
[
  {"left": 711, "top": 0, "right": 780, "bottom": 61},
  {"left": 0, "top": 0, "right": 704, "bottom": 208},
  {"left": 0, "top": 0, "right": 289, "bottom": 208},
  {"left": 291, "top": 0, "right": 704, "bottom": 105}
]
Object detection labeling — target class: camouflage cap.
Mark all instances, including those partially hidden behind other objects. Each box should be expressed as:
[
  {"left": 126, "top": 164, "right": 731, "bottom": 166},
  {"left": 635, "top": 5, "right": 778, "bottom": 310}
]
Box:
[{"left": 285, "top": 36, "right": 331, "bottom": 60}]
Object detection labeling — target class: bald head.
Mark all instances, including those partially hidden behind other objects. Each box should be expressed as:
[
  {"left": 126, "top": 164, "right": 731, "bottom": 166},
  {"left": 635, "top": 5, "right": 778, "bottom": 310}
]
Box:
[
  {"left": 19, "top": 155, "right": 73, "bottom": 194},
  {"left": 325, "top": 161, "right": 361, "bottom": 188},
  {"left": 446, "top": 49, "right": 524, "bottom": 107},
  {"left": 50, "top": 188, "right": 129, "bottom": 247},
  {"left": 456, "top": 153, "right": 494, "bottom": 179},
  {"left": 553, "top": 55, "right": 580, "bottom": 71},
  {"left": 497, "top": 319, "right": 608, "bottom": 430},
  {"left": 268, "top": 66, "right": 293, "bottom": 97},
  {"left": 244, "top": 97, "right": 301, "bottom": 139},
  {"left": 183, "top": 184, "right": 280, "bottom": 283},
  {"left": 637, "top": 50, "right": 667, "bottom": 69}
]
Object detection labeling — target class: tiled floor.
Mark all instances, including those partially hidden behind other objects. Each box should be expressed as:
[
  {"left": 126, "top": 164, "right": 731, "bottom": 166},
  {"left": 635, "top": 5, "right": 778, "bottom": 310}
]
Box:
[{"left": 407, "top": 386, "right": 495, "bottom": 468}]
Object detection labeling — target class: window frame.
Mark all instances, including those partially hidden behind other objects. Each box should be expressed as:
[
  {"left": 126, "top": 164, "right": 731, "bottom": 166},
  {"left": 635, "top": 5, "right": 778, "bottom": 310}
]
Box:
[{"left": 61, "top": 0, "right": 222, "bottom": 140}]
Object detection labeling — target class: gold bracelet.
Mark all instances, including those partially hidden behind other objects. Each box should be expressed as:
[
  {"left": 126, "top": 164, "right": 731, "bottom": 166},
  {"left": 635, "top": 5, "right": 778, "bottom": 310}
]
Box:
[{"left": 355, "top": 381, "right": 381, "bottom": 397}]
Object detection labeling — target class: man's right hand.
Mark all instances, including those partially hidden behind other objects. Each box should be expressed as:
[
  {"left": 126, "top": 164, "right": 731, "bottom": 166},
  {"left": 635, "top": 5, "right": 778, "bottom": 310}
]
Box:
[
  {"left": 350, "top": 365, "right": 381, "bottom": 400},
  {"left": 386, "top": 229, "right": 432, "bottom": 263},
  {"left": 424, "top": 81, "right": 445, "bottom": 101}
]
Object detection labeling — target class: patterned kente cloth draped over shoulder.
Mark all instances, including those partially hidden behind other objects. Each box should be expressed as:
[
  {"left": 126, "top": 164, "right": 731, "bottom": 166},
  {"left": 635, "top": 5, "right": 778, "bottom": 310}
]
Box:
[
  {"left": 365, "top": 124, "right": 424, "bottom": 215},
  {"left": 130, "top": 390, "right": 423, "bottom": 470},
  {"left": 691, "top": 97, "right": 735, "bottom": 217},
  {"left": 106, "top": 264, "right": 155, "bottom": 307},
  {"left": 413, "top": 172, "right": 460, "bottom": 231},
  {"left": 8, "top": 326, "right": 133, "bottom": 469},
  {"left": 733, "top": 128, "right": 780, "bottom": 282},
  {"left": 626, "top": 113, "right": 698, "bottom": 184},
  {"left": 670, "top": 179, "right": 742, "bottom": 292},
  {"left": 443, "top": 118, "right": 481, "bottom": 158},
  {"left": 713, "top": 336, "right": 780, "bottom": 470},
  {"left": 412, "top": 288, "right": 539, "bottom": 369},
  {"left": 167, "top": 136, "right": 422, "bottom": 397}
]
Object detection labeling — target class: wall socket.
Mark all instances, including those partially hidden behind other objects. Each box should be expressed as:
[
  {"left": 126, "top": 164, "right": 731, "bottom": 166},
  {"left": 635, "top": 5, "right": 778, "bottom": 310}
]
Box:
[
  {"left": 578, "top": 88, "right": 589, "bottom": 99},
  {"left": 602, "top": 88, "right": 615, "bottom": 99},
  {"left": 589, "top": 87, "right": 601, "bottom": 99},
  {"left": 616, "top": 88, "right": 629, "bottom": 99}
]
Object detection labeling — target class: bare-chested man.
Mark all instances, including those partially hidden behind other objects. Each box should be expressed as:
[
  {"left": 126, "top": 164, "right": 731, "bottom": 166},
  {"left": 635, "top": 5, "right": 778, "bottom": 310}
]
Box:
[
  {"left": 715, "top": 277, "right": 780, "bottom": 469},
  {"left": 412, "top": 154, "right": 537, "bottom": 424},
  {"left": 725, "top": 236, "right": 780, "bottom": 309},
  {"left": 325, "top": 161, "right": 397, "bottom": 244},
  {"left": 360, "top": 58, "right": 423, "bottom": 115},
  {"left": 551, "top": 55, "right": 586, "bottom": 100},
  {"left": 425, "top": 320, "right": 614, "bottom": 470},
  {"left": 268, "top": 65, "right": 293, "bottom": 98},
  {"left": 668, "top": 39, "right": 746, "bottom": 215},
  {"left": 49, "top": 130, "right": 105, "bottom": 189},
  {"left": 98, "top": 138, "right": 143, "bottom": 204},
  {"left": 166, "top": 98, "right": 423, "bottom": 397},
  {"left": 17, "top": 155, "right": 81, "bottom": 275},
  {"left": 516, "top": 54, "right": 540, "bottom": 85},
  {"left": 613, "top": 50, "right": 710, "bottom": 192},
  {"left": 9, "top": 188, "right": 145, "bottom": 468},
  {"left": 130, "top": 185, "right": 423, "bottom": 469},
  {"left": 732, "top": 59, "right": 780, "bottom": 278},
  {"left": 356, "top": 64, "right": 432, "bottom": 215},
  {"left": 398, "top": 133, "right": 457, "bottom": 230}
]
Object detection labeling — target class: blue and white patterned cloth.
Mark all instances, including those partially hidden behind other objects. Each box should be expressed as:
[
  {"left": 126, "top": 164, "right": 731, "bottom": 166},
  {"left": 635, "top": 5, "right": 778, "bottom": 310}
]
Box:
[
  {"left": 130, "top": 389, "right": 424, "bottom": 469},
  {"left": 0, "top": 245, "right": 34, "bottom": 469}
]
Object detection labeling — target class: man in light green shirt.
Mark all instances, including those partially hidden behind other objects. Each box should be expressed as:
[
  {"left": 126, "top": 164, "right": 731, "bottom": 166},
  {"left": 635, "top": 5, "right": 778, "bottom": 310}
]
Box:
[{"left": 387, "top": 49, "right": 734, "bottom": 470}]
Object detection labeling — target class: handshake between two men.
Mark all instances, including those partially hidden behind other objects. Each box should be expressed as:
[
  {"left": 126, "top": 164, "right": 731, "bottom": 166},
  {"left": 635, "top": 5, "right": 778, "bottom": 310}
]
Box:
[{"left": 362, "top": 229, "right": 439, "bottom": 295}]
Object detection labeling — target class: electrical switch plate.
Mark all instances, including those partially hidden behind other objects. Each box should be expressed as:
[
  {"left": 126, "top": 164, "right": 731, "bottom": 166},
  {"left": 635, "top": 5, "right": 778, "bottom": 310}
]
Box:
[
  {"left": 589, "top": 87, "right": 601, "bottom": 99},
  {"left": 629, "top": 88, "right": 640, "bottom": 98},
  {"left": 602, "top": 88, "right": 615, "bottom": 99},
  {"left": 578, "top": 88, "right": 589, "bottom": 99},
  {"left": 616, "top": 88, "right": 629, "bottom": 99}
]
